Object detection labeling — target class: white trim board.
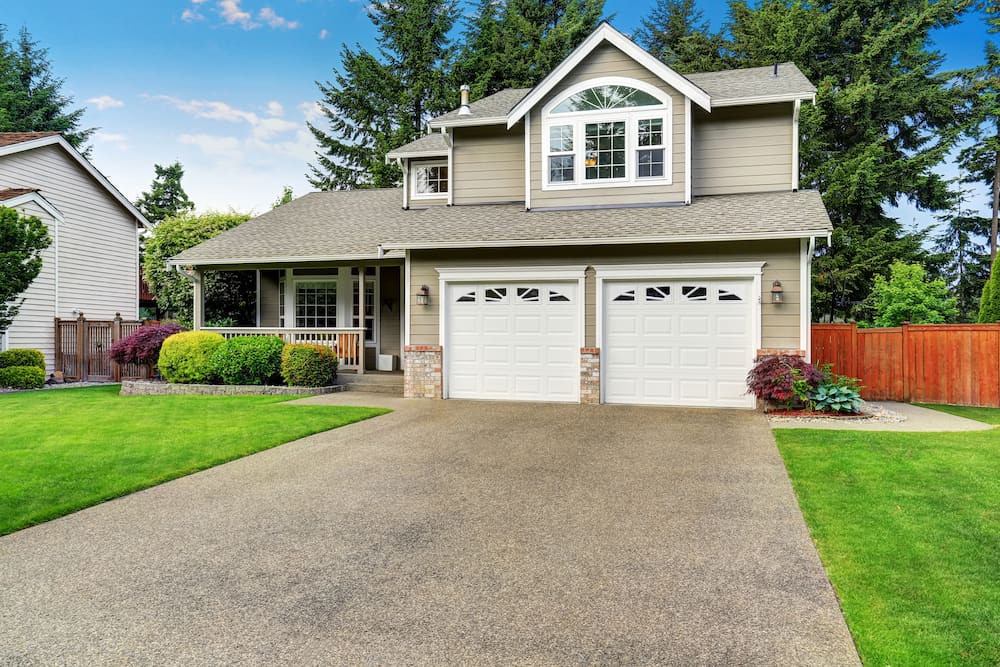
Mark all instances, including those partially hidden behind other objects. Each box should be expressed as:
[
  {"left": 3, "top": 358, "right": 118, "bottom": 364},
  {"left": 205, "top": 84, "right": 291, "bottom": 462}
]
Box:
[
  {"left": 507, "top": 22, "right": 711, "bottom": 129},
  {"left": 436, "top": 265, "right": 589, "bottom": 282},
  {"left": 1, "top": 191, "right": 65, "bottom": 223}
]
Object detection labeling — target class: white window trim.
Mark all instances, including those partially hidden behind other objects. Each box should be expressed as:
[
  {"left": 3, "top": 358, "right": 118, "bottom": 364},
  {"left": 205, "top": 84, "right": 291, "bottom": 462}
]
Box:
[
  {"left": 410, "top": 160, "right": 449, "bottom": 201},
  {"left": 541, "top": 77, "right": 673, "bottom": 191},
  {"left": 594, "top": 262, "right": 765, "bottom": 404},
  {"left": 436, "top": 265, "right": 588, "bottom": 400}
]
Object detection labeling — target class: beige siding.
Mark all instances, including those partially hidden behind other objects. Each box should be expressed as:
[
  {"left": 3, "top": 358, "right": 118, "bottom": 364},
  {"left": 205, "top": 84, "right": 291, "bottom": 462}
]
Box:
[
  {"left": 0, "top": 144, "right": 139, "bottom": 324},
  {"left": 409, "top": 239, "right": 803, "bottom": 350},
  {"left": 406, "top": 157, "right": 448, "bottom": 208},
  {"left": 259, "top": 270, "right": 281, "bottom": 327},
  {"left": 530, "top": 42, "right": 687, "bottom": 208},
  {"left": 3, "top": 202, "right": 58, "bottom": 370},
  {"left": 379, "top": 265, "right": 401, "bottom": 357},
  {"left": 692, "top": 104, "right": 793, "bottom": 196},
  {"left": 452, "top": 125, "right": 525, "bottom": 204}
]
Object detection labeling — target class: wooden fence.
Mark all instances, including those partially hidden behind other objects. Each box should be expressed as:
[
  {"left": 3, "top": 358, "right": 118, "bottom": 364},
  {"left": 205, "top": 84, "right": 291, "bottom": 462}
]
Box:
[
  {"left": 55, "top": 315, "right": 155, "bottom": 382},
  {"left": 812, "top": 323, "right": 1000, "bottom": 407}
]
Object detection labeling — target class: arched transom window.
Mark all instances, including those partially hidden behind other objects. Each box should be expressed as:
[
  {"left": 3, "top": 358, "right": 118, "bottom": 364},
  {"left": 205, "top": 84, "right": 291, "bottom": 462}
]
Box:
[{"left": 542, "top": 78, "right": 672, "bottom": 189}]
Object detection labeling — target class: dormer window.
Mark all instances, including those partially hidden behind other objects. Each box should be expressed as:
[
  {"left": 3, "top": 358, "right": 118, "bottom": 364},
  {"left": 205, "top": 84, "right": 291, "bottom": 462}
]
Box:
[
  {"left": 411, "top": 161, "right": 448, "bottom": 199},
  {"left": 542, "top": 78, "right": 672, "bottom": 190}
]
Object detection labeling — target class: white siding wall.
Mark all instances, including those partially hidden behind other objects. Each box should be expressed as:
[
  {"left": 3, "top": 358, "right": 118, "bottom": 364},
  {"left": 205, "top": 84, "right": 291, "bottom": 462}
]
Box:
[
  {"left": 2, "top": 201, "right": 58, "bottom": 370},
  {"left": 0, "top": 144, "right": 139, "bottom": 323}
]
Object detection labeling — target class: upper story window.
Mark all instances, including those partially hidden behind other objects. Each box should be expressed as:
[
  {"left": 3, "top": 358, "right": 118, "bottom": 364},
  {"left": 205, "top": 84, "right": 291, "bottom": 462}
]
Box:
[
  {"left": 542, "top": 78, "right": 672, "bottom": 190},
  {"left": 412, "top": 161, "right": 448, "bottom": 199}
]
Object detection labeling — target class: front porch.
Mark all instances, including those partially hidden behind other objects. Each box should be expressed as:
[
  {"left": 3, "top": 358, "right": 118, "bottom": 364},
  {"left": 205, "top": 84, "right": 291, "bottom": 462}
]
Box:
[{"left": 191, "top": 263, "right": 404, "bottom": 374}]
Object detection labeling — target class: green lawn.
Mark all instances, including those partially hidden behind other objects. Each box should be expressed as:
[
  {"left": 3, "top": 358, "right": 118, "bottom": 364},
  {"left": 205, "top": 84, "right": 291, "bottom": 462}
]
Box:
[
  {"left": 775, "top": 421, "right": 1000, "bottom": 666},
  {"left": 0, "top": 385, "right": 389, "bottom": 536}
]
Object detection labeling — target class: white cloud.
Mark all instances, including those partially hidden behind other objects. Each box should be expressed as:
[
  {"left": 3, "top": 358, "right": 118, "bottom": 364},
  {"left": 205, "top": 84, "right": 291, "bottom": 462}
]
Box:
[
  {"left": 258, "top": 7, "right": 300, "bottom": 29},
  {"left": 178, "top": 133, "right": 244, "bottom": 159},
  {"left": 219, "top": 0, "right": 258, "bottom": 29},
  {"left": 87, "top": 95, "right": 124, "bottom": 110},
  {"left": 319, "top": 28, "right": 329, "bottom": 40},
  {"left": 94, "top": 131, "right": 129, "bottom": 149},
  {"left": 266, "top": 100, "right": 284, "bottom": 117},
  {"left": 298, "top": 101, "right": 324, "bottom": 124},
  {"left": 151, "top": 94, "right": 300, "bottom": 142}
]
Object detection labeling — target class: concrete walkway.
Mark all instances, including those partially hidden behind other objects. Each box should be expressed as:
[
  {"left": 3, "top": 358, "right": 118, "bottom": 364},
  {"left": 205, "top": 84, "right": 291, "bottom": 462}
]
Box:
[
  {"left": 0, "top": 395, "right": 859, "bottom": 665},
  {"left": 770, "top": 401, "right": 995, "bottom": 431}
]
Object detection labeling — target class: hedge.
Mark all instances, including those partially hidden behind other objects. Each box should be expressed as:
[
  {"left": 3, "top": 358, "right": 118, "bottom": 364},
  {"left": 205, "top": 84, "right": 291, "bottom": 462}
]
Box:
[
  {"left": 158, "top": 331, "right": 226, "bottom": 384},
  {"left": 0, "top": 349, "right": 45, "bottom": 371},
  {"left": 211, "top": 336, "right": 285, "bottom": 385},
  {"left": 281, "top": 343, "right": 339, "bottom": 387},
  {"left": 0, "top": 365, "right": 46, "bottom": 389}
]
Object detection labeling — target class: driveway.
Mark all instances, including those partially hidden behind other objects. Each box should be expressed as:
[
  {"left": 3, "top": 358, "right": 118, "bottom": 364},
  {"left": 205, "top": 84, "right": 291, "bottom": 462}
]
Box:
[{"left": 0, "top": 395, "right": 858, "bottom": 665}]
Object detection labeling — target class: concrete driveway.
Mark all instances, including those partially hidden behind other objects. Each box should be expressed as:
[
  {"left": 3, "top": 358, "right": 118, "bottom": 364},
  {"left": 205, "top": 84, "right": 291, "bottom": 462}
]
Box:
[{"left": 0, "top": 395, "right": 859, "bottom": 665}]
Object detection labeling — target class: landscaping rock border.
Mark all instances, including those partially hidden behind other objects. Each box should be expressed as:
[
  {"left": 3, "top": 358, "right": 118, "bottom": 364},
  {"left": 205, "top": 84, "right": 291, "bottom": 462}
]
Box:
[{"left": 120, "top": 380, "right": 345, "bottom": 396}]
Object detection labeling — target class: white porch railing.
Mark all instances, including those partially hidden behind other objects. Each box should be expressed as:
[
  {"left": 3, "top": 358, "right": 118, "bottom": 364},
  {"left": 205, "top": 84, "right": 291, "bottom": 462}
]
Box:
[{"left": 203, "top": 327, "right": 366, "bottom": 373}]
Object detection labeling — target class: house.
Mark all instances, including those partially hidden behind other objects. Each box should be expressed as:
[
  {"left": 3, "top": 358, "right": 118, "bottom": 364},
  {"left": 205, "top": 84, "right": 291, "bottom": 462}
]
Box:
[
  {"left": 0, "top": 133, "right": 151, "bottom": 371},
  {"left": 170, "top": 22, "right": 831, "bottom": 408}
]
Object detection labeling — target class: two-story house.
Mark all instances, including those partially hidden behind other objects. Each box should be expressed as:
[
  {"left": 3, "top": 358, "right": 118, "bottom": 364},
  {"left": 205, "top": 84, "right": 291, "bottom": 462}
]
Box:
[{"left": 172, "top": 22, "right": 831, "bottom": 408}]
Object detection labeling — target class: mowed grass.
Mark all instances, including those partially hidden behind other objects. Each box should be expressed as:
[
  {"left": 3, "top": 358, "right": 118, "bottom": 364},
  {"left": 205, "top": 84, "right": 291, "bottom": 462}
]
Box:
[
  {"left": 774, "top": 423, "right": 1000, "bottom": 666},
  {"left": 0, "top": 385, "right": 389, "bottom": 535}
]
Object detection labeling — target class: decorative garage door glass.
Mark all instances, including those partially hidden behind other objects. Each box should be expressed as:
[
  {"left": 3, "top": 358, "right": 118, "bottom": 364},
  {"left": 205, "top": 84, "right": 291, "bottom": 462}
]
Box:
[
  {"left": 603, "top": 279, "right": 755, "bottom": 408},
  {"left": 446, "top": 282, "right": 580, "bottom": 402}
]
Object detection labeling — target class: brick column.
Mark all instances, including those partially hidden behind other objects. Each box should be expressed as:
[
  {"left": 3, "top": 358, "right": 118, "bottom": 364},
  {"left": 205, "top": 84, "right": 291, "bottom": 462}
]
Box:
[
  {"left": 403, "top": 345, "right": 442, "bottom": 398},
  {"left": 755, "top": 348, "right": 806, "bottom": 358},
  {"left": 580, "top": 347, "right": 601, "bottom": 405}
]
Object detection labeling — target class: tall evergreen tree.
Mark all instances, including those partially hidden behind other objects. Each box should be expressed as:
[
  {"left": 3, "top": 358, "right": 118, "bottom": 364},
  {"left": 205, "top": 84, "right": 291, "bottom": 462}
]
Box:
[
  {"left": 957, "top": 0, "right": 1000, "bottom": 263},
  {"left": 308, "top": 0, "right": 457, "bottom": 190},
  {"left": 0, "top": 26, "right": 93, "bottom": 152},
  {"left": 135, "top": 162, "right": 195, "bottom": 226},
  {"left": 723, "top": 0, "right": 972, "bottom": 321},
  {"left": 454, "top": 0, "right": 605, "bottom": 96},
  {"left": 931, "top": 208, "right": 991, "bottom": 321},
  {"left": 634, "top": 0, "right": 725, "bottom": 73}
]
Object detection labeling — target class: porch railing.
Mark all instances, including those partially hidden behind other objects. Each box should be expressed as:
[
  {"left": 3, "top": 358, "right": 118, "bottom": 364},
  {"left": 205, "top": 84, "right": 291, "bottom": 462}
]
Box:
[{"left": 203, "top": 327, "right": 366, "bottom": 373}]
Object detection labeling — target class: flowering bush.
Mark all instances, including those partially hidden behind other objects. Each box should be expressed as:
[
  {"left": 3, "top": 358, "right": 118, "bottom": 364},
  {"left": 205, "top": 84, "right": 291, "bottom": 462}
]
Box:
[
  {"left": 109, "top": 323, "right": 186, "bottom": 366},
  {"left": 746, "top": 355, "right": 827, "bottom": 409}
]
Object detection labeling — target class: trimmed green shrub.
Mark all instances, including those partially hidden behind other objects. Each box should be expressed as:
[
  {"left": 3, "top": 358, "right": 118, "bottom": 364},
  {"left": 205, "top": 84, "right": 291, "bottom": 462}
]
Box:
[
  {"left": 281, "top": 343, "right": 339, "bottom": 387},
  {"left": 158, "top": 331, "right": 226, "bottom": 384},
  {"left": 0, "top": 348, "right": 45, "bottom": 371},
  {"left": 0, "top": 365, "right": 46, "bottom": 389},
  {"left": 211, "top": 335, "right": 285, "bottom": 385}
]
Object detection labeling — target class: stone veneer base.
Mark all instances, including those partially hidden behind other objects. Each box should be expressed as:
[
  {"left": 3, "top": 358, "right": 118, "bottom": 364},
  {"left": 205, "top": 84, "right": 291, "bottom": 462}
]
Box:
[
  {"left": 120, "top": 380, "right": 345, "bottom": 396},
  {"left": 403, "top": 345, "right": 443, "bottom": 399},
  {"left": 580, "top": 347, "right": 601, "bottom": 405}
]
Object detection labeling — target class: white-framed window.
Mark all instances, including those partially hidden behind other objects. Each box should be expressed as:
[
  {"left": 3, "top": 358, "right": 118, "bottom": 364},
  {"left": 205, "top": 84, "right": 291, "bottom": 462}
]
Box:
[
  {"left": 411, "top": 161, "right": 448, "bottom": 199},
  {"left": 542, "top": 78, "right": 672, "bottom": 190}
]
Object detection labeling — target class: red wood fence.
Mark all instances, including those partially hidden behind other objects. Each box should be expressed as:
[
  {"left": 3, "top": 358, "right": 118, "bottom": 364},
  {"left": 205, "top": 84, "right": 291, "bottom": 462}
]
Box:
[
  {"left": 812, "top": 323, "right": 1000, "bottom": 407},
  {"left": 54, "top": 314, "right": 156, "bottom": 382}
]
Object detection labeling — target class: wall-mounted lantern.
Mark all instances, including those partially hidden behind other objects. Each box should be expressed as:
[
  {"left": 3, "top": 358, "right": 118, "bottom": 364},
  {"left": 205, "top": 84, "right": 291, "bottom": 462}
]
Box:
[
  {"left": 415, "top": 285, "right": 430, "bottom": 306},
  {"left": 770, "top": 280, "right": 784, "bottom": 304}
]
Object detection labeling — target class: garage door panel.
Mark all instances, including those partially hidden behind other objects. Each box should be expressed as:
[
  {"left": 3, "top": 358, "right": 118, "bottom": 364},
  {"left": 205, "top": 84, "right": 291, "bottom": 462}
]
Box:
[
  {"left": 514, "top": 345, "right": 542, "bottom": 364},
  {"left": 546, "top": 315, "right": 577, "bottom": 335},
  {"left": 482, "top": 316, "right": 511, "bottom": 334},
  {"left": 483, "top": 345, "right": 510, "bottom": 364},
  {"left": 607, "top": 315, "right": 638, "bottom": 335},
  {"left": 717, "top": 347, "right": 749, "bottom": 369},
  {"left": 678, "top": 315, "right": 710, "bottom": 335},
  {"left": 607, "top": 346, "right": 639, "bottom": 367},
  {"left": 717, "top": 315, "right": 750, "bottom": 335},
  {"left": 546, "top": 345, "right": 578, "bottom": 366},
  {"left": 642, "top": 347, "right": 673, "bottom": 367},
  {"left": 678, "top": 347, "right": 710, "bottom": 369},
  {"left": 642, "top": 316, "right": 672, "bottom": 335}
]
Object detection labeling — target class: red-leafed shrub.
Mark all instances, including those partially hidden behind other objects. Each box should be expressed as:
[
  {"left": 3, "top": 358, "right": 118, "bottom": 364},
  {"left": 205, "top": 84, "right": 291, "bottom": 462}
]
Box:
[
  {"left": 746, "top": 355, "right": 827, "bottom": 408},
  {"left": 109, "top": 323, "right": 187, "bottom": 366}
]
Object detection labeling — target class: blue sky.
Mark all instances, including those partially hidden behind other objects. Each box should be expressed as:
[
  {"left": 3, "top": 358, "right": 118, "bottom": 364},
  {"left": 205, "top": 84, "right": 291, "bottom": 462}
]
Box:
[{"left": 1, "top": 0, "right": 993, "bottom": 223}]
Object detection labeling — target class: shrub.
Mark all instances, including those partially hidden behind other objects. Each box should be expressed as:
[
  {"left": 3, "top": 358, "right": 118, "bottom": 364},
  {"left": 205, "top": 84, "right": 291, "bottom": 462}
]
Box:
[
  {"left": 109, "top": 323, "right": 186, "bottom": 366},
  {"left": 158, "top": 331, "right": 226, "bottom": 384},
  {"left": 0, "top": 348, "right": 45, "bottom": 371},
  {"left": 810, "top": 383, "right": 862, "bottom": 413},
  {"left": 0, "top": 365, "right": 46, "bottom": 389},
  {"left": 281, "top": 344, "right": 339, "bottom": 387},
  {"left": 211, "top": 336, "right": 285, "bottom": 385},
  {"left": 746, "top": 355, "right": 827, "bottom": 409}
]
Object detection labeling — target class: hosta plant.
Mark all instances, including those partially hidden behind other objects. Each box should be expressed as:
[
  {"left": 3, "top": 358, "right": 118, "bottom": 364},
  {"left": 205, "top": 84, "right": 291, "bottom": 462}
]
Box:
[{"left": 810, "top": 383, "right": 862, "bottom": 414}]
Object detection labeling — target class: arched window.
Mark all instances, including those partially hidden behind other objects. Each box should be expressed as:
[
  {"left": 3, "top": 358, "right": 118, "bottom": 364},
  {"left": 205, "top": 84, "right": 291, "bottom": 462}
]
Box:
[{"left": 542, "top": 78, "right": 672, "bottom": 189}]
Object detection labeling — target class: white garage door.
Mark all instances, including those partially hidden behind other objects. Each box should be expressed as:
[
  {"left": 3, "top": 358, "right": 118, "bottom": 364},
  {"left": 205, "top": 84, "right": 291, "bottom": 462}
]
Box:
[
  {"left": 603, "top": 279, "right": 756, "bottom": 408},
  {"left": 446, "top": 282, "right": 580, "bottom": 402}
]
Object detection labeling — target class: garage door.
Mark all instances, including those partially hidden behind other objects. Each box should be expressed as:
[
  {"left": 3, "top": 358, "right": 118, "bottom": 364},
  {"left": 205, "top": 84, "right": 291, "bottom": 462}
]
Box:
[
  {"left": 446, "top": 282, "right": 580, "bottom": 402},
  {"left": 603, "top": 279, "right": 756, "bottom": 408}
]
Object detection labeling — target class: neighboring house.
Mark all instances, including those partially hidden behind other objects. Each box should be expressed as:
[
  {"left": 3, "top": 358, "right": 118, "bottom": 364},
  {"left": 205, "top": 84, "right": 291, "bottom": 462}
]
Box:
[
  {"left": 172, "top": 22, "right": 831, "bottom": 408},
  {"left": 0, "top": 132, "right": 151, "bottom": 371}
]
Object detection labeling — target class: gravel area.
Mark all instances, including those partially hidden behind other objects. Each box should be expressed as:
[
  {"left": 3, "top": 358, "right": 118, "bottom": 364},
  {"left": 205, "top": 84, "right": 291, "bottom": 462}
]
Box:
[{"left": 767, "top": 401, "right": 906, "bottom": 425}]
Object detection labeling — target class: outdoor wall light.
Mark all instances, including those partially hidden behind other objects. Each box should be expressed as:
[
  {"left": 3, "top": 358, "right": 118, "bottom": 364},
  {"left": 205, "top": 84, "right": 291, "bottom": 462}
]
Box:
[
  {"left": 415, "top": 285, "right": 430, "bottom": 306},
  {"left": 770, "top": 280, "right": 784, "bottom": 304}
]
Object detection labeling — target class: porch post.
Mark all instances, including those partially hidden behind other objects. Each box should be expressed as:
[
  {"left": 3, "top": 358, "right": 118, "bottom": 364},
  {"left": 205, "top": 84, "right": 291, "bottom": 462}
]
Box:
[
  {"left": 358, "top": 264, "right": 366, "bottom": 374},
  {"left": 283, "top": 268, "right": 294, "bottom": 329},
  {"left": 192, "top": 269, "right": 205, "bottom": 329}
]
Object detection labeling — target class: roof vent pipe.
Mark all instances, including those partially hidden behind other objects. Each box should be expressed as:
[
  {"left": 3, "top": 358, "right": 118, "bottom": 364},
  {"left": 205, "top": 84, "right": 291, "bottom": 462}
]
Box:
[{"left": 458, "top": 84, "right": 471, "bottom": 115}]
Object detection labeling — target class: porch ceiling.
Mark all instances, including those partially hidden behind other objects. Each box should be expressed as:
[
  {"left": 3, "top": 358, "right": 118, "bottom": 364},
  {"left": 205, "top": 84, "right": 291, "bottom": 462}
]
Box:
[{"left": 169, "top": 188, "right": 832, "bottom": 267}]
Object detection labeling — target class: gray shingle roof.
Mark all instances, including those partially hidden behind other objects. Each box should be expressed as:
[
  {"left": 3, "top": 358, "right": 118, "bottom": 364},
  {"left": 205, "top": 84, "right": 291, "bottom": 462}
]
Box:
[
  {"left": 686, "top": 63, "right": 815, "bottom": 103},
  {"left": 171, "top": 189, "right": 831, "bottom": 266},
  {"left": 385, "top": 132, "right": 450, "bottom": 158},
  {"left": 427, "top": 88, "right": 531, "bottom": 127}
]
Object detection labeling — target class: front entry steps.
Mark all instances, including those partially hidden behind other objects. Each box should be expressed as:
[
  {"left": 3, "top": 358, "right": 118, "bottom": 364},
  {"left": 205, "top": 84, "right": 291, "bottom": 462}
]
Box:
[{"left": 335, "top": 372, "right": 404, "bottom": 396}]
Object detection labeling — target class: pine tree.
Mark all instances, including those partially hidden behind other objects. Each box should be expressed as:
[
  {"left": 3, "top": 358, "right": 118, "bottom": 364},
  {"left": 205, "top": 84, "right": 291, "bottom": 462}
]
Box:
[
  {"left": 135, "top": 162, "right": 195, "bottom": 226},
  {"left": 307, "top": 0, "right": 457, "bottom": 190},
  {"left": 0, "top": 26, "right": 93, "bottom": 152},
  {"left": 634, "top": 0, "right": 725, "bottom": 73},
  {"left": 958, "top": 1, "right": 1000, "bottom": 263},
  {"left": 931, "top": 208, "right": 990, "bottom": 321},
  {"left": 979, "top": 255, "right": 1000, "bottom": 322}
]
